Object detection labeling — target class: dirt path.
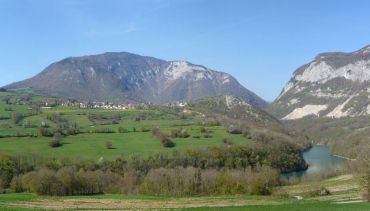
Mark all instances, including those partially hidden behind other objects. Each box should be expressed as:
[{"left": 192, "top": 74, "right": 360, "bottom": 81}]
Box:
[{"left": 3, "top": 197, "right": 284, "bottom": 210}]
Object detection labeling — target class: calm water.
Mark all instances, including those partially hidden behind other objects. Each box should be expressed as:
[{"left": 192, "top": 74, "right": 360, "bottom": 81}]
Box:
[{"left": 284, "top": 145, "right": 346, "bottom": 178}]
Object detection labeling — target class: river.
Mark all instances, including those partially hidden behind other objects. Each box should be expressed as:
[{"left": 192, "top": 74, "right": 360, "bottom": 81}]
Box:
[{"left": 284, "top": 145, "right": 347, "bottom": 179}]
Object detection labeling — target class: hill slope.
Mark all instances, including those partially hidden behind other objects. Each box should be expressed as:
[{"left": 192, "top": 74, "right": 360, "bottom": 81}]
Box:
[
  {"left": 188, "top": 95, "right": 282, "bottom": 129},
  {"left": 269, "top": 45, "right": 370, "bottom": 119},
  {"left": 4, "top": 52, "right": 267, "bottom": 108}
]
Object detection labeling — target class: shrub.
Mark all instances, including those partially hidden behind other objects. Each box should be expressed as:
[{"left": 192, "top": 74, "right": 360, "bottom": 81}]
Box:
[
  {"left": 306, "top": 187, "right": 331, "bottom": 197},
  {"left": 227, "top": 125, "right": 242, "bottom": 134},
  {"left": 160, "top": 137, "right": 176, "bottom": 148},
  {"left": 0, "top": 154, "right": 15, "bottom": 188},
  {"left": 151, "top": 127, "right": 175, "bottom": 148},
  {"left": 223, "top": 138, "right": 233, "bottom": 146},
  {"left": 49, "top": 133, "right": 62, "bottom": 148},
  {"left": 0, "top": 116, "right": 9, "bottom": 120},
  {"left": 66, "top": 128, "right": 80, "bottom": 135},
  {"left": 141, "top": 127, "right": 150, "bottom": 132},
  {"left": 46, "top": 113, "right": 66, "bottom": 124},
  {"left": 10, "top": 176, "right": 23, "bottom": 193},
  {"left": 105, "top": 141, "right": 113, "bottom": 149},
  {"left": 11, "top": 112, "right": 22, "bottom": 124},
  {"left": 118, "top": 127, "right": 129, "bottom": 133},
  {"left": 171, "top": 128, "right": 190, "bottom": 138},
  {"left": 20, "top": 168, "right": 124, "bottom": 196},
  {"left": 94, "top": 128, "right": 115, "bottom": 133},
  {"left": 39, "top": 128, "right": 53, "bottom": 137},
  {"left": 200, "top": 127, "right": 207, "bottom": 133}
]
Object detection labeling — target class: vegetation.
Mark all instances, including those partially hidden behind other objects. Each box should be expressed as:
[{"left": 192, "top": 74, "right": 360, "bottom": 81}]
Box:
[
  {"left": 2, "top": 91, "right": 362, "bottom": 211},
  {"left": 0, "top": 174, "right": 369, "bottom": 210},
  {"left": 283, "top": 116, "right": 370, "bottom": 158},
  {"left": 48, "top": 133, "right": 63, "bottom": 148}
]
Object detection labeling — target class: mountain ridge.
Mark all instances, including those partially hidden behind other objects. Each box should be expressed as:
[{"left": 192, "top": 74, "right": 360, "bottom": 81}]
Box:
[
  {"left": 269, "top": 45, "right": 370, "bottom": 120},
  {"left": 4, "top": 52, "right": 268, "bottom": 108}
]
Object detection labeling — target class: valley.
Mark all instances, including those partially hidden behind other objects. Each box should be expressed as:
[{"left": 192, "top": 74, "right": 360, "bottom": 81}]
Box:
[
  {"left": 2, "top": 46, "right": 370, "bottom": 210},
  {"left": 2, "top": 1, "right": 370, "bottom": 210}
]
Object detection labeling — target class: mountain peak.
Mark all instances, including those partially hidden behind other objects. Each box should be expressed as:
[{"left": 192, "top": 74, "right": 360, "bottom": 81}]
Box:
[
  {"left": 5, "top": 52, "right": 267, "bottom": 108},
  {"left": 269, "top": 44, "right": 370, "bottom": 119}
]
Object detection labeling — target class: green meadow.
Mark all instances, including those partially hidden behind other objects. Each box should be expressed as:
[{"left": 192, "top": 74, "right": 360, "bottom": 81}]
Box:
[{"left": 0, "top": 93, "right": 254, "bottom": 161}]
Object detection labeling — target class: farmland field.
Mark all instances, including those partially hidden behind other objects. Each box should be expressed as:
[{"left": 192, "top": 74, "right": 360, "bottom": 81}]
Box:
[{"left": 0, "top": 92, "right": 256, "bottom": 161}]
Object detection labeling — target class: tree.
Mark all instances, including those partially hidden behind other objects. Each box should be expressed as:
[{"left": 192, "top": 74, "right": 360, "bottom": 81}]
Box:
[
  {"left": 49, "top": 133, "right": 63, "bottom": 148},
  {"left": 2, "top": 96, "right": 11, "bottom": 104},
  {"left": 0, "top": 154, "right": 15, "bottom": 188},
  {"left": 105, "top": 141, "right": 113, "bottom": 149},
  {"left": 11, "top": 112, "right": 22, "bottom": 124},
  {"left": 355, "top": 147, "right": 370, "bottom": 202}
]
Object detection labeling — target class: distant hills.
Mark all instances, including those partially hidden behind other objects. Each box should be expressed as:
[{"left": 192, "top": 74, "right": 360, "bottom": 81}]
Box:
[
  {"left": 188, "top": 95, "right": 282, "bottom": 130},
  {"left": 269, "top": 45, "right": 370, "bottom": 120},
  {"left": 4, "top": 52, "right": 267, "bottom": 108}
]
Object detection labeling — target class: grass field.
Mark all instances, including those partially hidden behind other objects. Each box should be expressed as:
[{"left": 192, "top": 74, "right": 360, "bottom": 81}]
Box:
[
  {"left": 1, "top": 92, "right": 368, "bottom": 210},
  {"left": 0, "top": 127, "right": 253, "bottom": 160},
  {"left": 0, "top": 174, "right": 368, "bottom": 210},
  {"left": 0, "top": 93, "right": 254, "bottom": 160}
]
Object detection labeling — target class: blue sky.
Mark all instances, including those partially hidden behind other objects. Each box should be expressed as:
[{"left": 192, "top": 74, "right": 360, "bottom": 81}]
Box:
[{"left": 1, "top": 0, "right": 370, "bottom": 101}]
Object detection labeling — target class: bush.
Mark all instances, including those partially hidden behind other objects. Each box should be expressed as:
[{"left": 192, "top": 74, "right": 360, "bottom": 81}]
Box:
[
  {"left": 49, "top": 133, "right": 62, "bottom": 148},
  {"left": 227, "top": 125, "right": 242, "bottom": 134},
  {"left": 151, "top": 127, "right": 176, "bottom": 148},
  {"left": 0, "top": 88, "right": 6, "bottom": 92},
  {"left": 19, "top": 167, "right": 124, "bottom": 196},
  {"left": 118, "top": 127, "right": 129, "bottom": 133},
  {"left": 161, "top": 137, "right": 176, "bottom": 148},
  {"left": 171, "top": 128, "right": 190, "bottom": 138},
  {"left": 306, "top": 187, "right": 331, "bottom": 197},
  {"left": 39, "top": 128, "right": 53, "bottom": 137},
  {"left": 223, "top": 138, "right": 233, "bottom": 146},
  {"left": 11, "top": 112, "right": 22, "bottom": 124},
  {"left": 140, "top": 167, "right": 279, "bottom": 196},
  {"left": 94, "top": 128, "right": 115, "bottom": 133},
  {"left": 105, "top": 141, "right": 113, "bottom": 149},
  {"left": 141, "top": 127, "right": 150, "bottom": 132},
  {"left": 0, "top": 154, "right": 15, "bottom": 188},
  {"left": 200, "top": 127, "right": 207, "bottom": 133},
  {"left": 10, "top": 176, "right": 23, "bottom": 193},
  {"left": 242, "top": 127, "right": 251, "bottom": 138},
  {"left": 49, "top": 139, "right": 62, "bottom": 148},
  {"left": 66, "top": 128, "right": 80, "bottom": 135}
]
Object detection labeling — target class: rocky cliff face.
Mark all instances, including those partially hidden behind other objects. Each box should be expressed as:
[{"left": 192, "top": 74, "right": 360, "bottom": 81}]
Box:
[
  {"left": 5, "top": 52, "right": 267, "bottom": 107},
  {"left": 269, "top": 45, "right": 370, "bottom": 119}
]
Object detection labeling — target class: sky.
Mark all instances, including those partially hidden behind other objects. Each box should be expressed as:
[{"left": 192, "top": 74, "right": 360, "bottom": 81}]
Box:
[{"left": 1, "top": 0, "right": 370, "bottom": 101}]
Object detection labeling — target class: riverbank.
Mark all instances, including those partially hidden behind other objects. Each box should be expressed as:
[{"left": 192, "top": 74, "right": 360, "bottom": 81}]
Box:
[
  {"left": 332, "top": 154, "right": 356, "bottom": 161},
  {"left": 283, "top": 145, "right": 348, "bottom": 179}
]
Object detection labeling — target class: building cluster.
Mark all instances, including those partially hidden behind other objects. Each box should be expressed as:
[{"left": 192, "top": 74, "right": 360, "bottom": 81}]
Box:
[{"left": 60, "top": 100, "right": 150, "bottom": 110}]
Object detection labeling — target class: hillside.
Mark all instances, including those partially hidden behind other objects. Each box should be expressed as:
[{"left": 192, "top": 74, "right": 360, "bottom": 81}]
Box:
[
  {"left": 4, "top": 52, "right": 267, "bottom": 108},
  {"left": 188, "top": 95, "right": 282, "bottom": 130},
  {"left": 269, "top": 45, "right": 370, "bottom": 119}
]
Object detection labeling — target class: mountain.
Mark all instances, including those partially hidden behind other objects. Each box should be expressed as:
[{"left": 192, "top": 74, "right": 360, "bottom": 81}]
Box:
[
  {"left": 4, "top": 52, "right": 267, "bottom": 108},
  {"left": 188, "top": 95, "right": 311, "bottom": 151},
  {"left": 188, "top": 95, "right": 282, "bottom": 129},
  {"left": 269, "top": 45, "right": 370, "bottom": 120}
]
